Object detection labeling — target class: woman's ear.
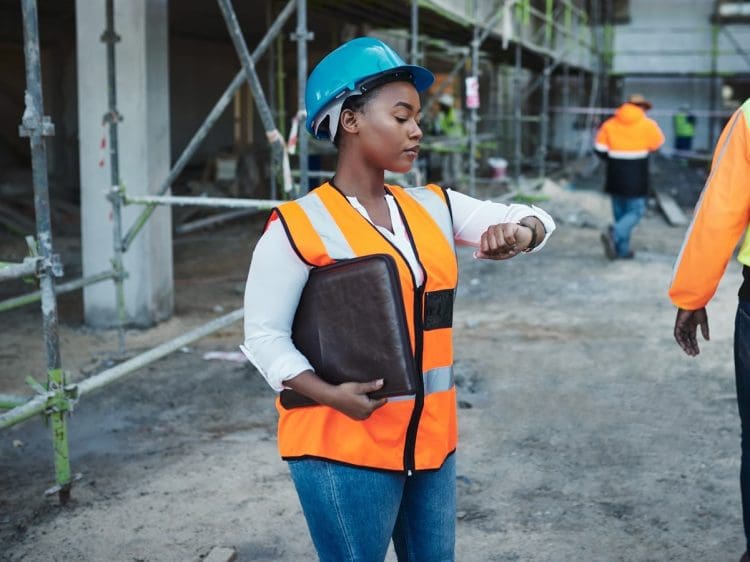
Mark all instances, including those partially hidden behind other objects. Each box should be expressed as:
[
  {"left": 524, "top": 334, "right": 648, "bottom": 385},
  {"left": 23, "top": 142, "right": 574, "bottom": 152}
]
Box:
[{"left": 339, "top": 108, "right": 359, "bottom": 135}]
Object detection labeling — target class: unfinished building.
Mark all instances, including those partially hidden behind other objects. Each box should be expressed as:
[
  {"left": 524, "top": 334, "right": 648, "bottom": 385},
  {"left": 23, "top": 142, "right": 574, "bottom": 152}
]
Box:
[{"left": 1, "top": 0, "right": 749, "bottom": 510}]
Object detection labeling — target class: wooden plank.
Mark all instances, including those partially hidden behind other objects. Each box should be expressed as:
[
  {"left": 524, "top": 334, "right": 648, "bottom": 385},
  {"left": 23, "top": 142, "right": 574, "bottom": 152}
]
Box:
[
  {"left": 654, "top": 190, "right": 688, "bottom": 226},
  {"left": 203, "top": 547, "right": 237, "bottom": 562}
]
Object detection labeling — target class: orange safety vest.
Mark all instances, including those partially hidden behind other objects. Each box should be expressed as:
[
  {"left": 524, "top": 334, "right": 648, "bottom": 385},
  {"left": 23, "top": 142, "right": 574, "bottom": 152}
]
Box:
[
  {"left": 271, "top": 182, "right": 458, "bottom": 472},
  {"left": 594, "top": 103, "right": 665, "bottom": 197}
]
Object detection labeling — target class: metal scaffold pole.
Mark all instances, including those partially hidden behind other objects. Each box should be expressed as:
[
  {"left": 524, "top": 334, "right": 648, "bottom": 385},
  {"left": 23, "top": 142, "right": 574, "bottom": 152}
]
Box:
[
  {"left": 410, "top": 0, "right": 418, "bottom": 65},
  {"left": 102, "top": 0, "right": 127, "bottom": 356},
  {"left": 294, "top": 0, "right": 311, "bottom": 194},
  {"left": 216, "top": 0, "right": 292, "bottom": 194},
  {"left": 709, "top": 23, "right": 719, "bottom": 149},
  {"left": 468, "top": 3, "right": 479, "bottom": 196},
  {"left": 19, "top": 0, "right": 72, "bottom": 503},
  {"left": 562, "top": 63, "right": 570, "bottom": 170},
  {"left": 539, "top": 58, "right": 550, "bottom": 179},
  {"left": 513, "top": 40, "right": 522, "bottom": 181}
]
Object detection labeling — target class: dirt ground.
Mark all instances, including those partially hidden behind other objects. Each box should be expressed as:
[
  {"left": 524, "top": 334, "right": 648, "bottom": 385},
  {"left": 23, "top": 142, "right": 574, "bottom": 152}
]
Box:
[{"left": 1, "top": 166, "right": 746, "bottom": 561}]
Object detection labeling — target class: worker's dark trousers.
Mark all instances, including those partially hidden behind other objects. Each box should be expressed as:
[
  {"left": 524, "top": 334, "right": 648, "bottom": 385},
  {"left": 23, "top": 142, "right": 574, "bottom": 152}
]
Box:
[{"left": 735, "top": 299, "right": 750, "bottom": 551}]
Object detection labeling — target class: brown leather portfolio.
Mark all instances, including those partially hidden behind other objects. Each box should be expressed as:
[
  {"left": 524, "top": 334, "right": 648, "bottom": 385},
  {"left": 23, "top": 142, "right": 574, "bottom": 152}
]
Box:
[{"left": 279, "top": 254, "right": 418, "bottom": 409}]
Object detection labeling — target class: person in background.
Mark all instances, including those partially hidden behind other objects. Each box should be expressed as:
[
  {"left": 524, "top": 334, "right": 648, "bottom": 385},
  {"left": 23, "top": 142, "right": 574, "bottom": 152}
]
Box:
[
  {"left": 596, "top": 93, "right": 665, "bottom": 260},
  {"left": 670, "top": 98, "right": 750, "bottom": 562},
  {"left": 673, "top": 104, "right": 697, "bottom": 152},
  {"left": 241, "top": 37, "right": 555, "bottom": 561},
  {"left": 433, "top": 93, "right": 465, "bottom": 185}
]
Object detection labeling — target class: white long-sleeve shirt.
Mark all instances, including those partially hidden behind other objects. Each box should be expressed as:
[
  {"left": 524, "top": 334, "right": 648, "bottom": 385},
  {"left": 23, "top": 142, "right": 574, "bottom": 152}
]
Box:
[{"left": 241, "top": 189, "right": 555, "bottom": 391}]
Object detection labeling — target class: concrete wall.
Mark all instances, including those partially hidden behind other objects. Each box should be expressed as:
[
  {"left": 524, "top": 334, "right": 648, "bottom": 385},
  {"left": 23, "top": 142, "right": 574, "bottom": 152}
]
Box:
[
  {"left": 613, "top": 0, "right": 750, "bottom": 75},
  {"left": 620, "top": 76, "right": 721, "bottom": 153},
  {"left": 610, "top": 0, "right": 749, "bottom": 153}
]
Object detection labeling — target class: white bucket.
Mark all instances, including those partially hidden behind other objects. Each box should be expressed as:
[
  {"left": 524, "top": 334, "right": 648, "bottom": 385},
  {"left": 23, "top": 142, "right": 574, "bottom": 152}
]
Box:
[{"left": 488, "top": 157, "right": 508, "bottom": 180}]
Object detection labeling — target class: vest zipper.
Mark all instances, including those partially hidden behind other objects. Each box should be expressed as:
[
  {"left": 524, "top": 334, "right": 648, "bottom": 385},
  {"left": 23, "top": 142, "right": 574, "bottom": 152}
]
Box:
[
  {"left": 328, "top": 183, "right": 428, "bottom": 475},
  {"left": 403, "top": 283, "right": 425, "bottom": 475}
]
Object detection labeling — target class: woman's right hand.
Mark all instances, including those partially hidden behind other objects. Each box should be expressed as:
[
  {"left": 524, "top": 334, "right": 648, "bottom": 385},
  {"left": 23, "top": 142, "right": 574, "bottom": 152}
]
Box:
[
  {"left": 285, "top": 371, "right": 388, "bottom": 421},
  {"left": 325, "top": 379, "right": 388, "bottom": 420}
]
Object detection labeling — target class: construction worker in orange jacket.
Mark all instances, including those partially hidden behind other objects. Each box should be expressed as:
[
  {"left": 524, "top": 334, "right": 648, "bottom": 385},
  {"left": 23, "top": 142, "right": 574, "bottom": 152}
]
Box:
[
  {"left": 595, "top": 94, "right": 665, "bottom": 259},
  {"left": 670, "top": 98, "right": 750, "bottom": 562}
]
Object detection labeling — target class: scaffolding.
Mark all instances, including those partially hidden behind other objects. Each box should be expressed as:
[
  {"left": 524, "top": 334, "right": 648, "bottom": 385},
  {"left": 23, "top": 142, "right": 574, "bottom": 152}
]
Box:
[
  {"left": 1, "top": 0, "right": 602, "bottom": 502},
  {"left": 0, "top": 0, "right": 304, "bottom": 502}
]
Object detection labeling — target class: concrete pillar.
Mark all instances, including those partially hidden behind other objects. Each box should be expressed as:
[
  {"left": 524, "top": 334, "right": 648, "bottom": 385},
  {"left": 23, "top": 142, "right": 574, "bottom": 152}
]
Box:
[{"left": 76, "top": 0, "right": 173, "bottom": 328}]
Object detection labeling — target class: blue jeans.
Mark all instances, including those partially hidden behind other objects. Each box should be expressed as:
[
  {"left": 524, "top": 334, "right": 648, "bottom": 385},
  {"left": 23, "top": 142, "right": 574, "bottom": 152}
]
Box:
[
  {"left": 611, "top": 196, "right": 646, "bottom": 257},
  {"left": 288, "top": 455, "right": 456, "bottom": 562},
  {"left": 736, "top": 301, "right": 750, "bottom": 551}
]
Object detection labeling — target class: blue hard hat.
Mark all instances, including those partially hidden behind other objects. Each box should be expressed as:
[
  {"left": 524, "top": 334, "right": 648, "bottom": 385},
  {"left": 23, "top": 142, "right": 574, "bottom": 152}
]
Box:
[{"left": 305, "top": 37, "right": 434, "bottom": 140}]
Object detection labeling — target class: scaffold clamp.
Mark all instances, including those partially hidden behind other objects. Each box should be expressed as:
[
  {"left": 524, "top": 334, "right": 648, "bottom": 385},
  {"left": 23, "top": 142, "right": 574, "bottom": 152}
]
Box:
[
  {"left": 102, "top": 110, "right": 123, "bottom": 125},
  {"left": 290, "top": 30, "right": 314, "bottom": 42},
  {"left": 44, "top": 254, "right": 64, "bottom": 278},
  {"left": 100, "top": 29, "right": 120, "bottom": 43}
]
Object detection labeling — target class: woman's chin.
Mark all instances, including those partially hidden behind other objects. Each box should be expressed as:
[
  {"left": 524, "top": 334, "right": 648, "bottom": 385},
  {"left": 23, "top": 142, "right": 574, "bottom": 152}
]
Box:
[{"left": 388, "top": 163, "right": 413, "bottom": 174}]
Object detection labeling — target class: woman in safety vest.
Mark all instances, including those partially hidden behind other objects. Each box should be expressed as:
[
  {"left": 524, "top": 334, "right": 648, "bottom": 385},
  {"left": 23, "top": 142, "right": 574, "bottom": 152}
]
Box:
[{"left": 241, "top": 37, "right": 555, "bottom": 561}]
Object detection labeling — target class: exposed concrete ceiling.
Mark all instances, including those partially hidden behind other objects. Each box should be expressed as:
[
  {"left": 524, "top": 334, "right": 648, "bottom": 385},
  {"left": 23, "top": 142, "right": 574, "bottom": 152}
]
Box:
[{"left": 0, "top": 0, "right": 573, "bottom": 75}]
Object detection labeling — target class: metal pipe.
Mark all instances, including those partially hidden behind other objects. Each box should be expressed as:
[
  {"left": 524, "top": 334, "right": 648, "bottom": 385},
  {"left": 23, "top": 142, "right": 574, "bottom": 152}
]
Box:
[
  {"left": 266, "top": 3, "right": 277, "bottom": 200},
  {"left": 0, "top": 394, "right": 28, "bottom": 410},
  {"left": 0, "top": 257, "right": 39, "bottom": 281},
  {"left": 124, "top": 194, "right": 283, "bottom": 209},
  {"left": 103, "top": 0, "right": 126, "bottom": 356},
  {"left": 0, "top": 392, "right": 48, "bottom": 429},
  {"left": 468, "top": 1, "right": 479, "bottom": 196},
  {"left": 217, "top": 0, "right": 287, "bottom": 171},
  {"left": 513, "top": 40, "right": 522, "bottom": 181},
  {"left": 0, "top": 270, "right": 116, "bottom": 313},
  {"left": 19, "top": 0, "right": 70, "bottom": 502},
  {"left": 295, "top": 0, "right": 310, "bottom": 195},
  {"left": 562, "top": 63, "right": 569, "bottom": 170},
  {"left": 411, "top": 0, "right": 419, "bottom": 65},
  {"left": 77, "top": 309, "right": 244, "bottom": 396},
  {"left": 175, "top": 209, "right": 259, "bottom": 235},
  {"left": 1, "top": 308, "right": 244, "bottom": 430},
  {"left": 122, "top": 0, "right": 297, "bottom": 251},
  {"left": 709, "top": 23, "right": 719, "bottom": 149},
  {"left": 539, "top": 60, "right": 550, "bottom": 179},
  {"left": 611, "top": 49, "right": 750, "bottom": 56}
]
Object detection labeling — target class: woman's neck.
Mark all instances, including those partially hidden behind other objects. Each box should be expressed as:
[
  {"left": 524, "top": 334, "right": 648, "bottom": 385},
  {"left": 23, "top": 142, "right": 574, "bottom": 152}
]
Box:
[{"left": 332, "top": 160, "right": 386, "bottom": 202}]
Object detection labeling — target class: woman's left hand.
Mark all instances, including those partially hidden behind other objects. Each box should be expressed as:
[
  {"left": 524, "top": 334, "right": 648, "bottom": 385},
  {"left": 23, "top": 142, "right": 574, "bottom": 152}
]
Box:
[{"left": 475, "top": 223, "right": 532, "bottom": 260}]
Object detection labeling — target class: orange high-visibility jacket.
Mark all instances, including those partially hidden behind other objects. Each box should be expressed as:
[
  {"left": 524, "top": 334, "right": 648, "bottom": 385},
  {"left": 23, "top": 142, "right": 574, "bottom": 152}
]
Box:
[
  {"left": 271, "top": 182, "right": 459, "bottom": 472},
  {"left": 669, "top": 99, "right": 750, "bottom": 310},
  {"left": 594, "top": 103, "right": 665, "bottom": 197}
]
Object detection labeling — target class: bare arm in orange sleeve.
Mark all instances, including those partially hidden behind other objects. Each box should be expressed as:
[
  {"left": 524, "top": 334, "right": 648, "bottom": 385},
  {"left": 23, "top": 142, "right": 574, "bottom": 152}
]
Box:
[{"left": 670, "top": 103, "right": 750, "bottom": 355}]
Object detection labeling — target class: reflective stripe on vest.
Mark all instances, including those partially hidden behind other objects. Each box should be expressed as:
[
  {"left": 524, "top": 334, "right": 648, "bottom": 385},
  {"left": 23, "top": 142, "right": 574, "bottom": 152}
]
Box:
[
  {"left": 273, "top": 182, "right": 458, "bottom": 472},
  {"left": 405, "top": 186, "right": 455, "bottom": 254},
  {"left": 388, "top": 366, "right": 455, "bottom": 401},
  {"left": 296, "top": 191, "right": 356, "bottom": 259}
]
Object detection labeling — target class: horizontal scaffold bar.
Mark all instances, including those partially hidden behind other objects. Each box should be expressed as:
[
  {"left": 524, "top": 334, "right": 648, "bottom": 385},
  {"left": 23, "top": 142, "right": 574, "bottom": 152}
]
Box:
[
  {"left": 123, "top": 195, "right": 284, "bottom": 209},
  {"left": 0, "top": 308, "right": 244, "bottom": 430},
  {"left": 0, "top": 257, "right": 40, "bottom": 282},
  {"left": 0, "top": 270, "right": 116, "bottom": 313},
  {"left": 0, "top": 394, "right": 28, "bottom": 410}
]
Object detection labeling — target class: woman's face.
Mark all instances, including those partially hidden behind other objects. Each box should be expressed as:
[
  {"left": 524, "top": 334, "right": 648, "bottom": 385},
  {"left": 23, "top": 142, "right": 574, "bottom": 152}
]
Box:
[{"left": 354, "top": 81, "right": 423, "bottom": 174}]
